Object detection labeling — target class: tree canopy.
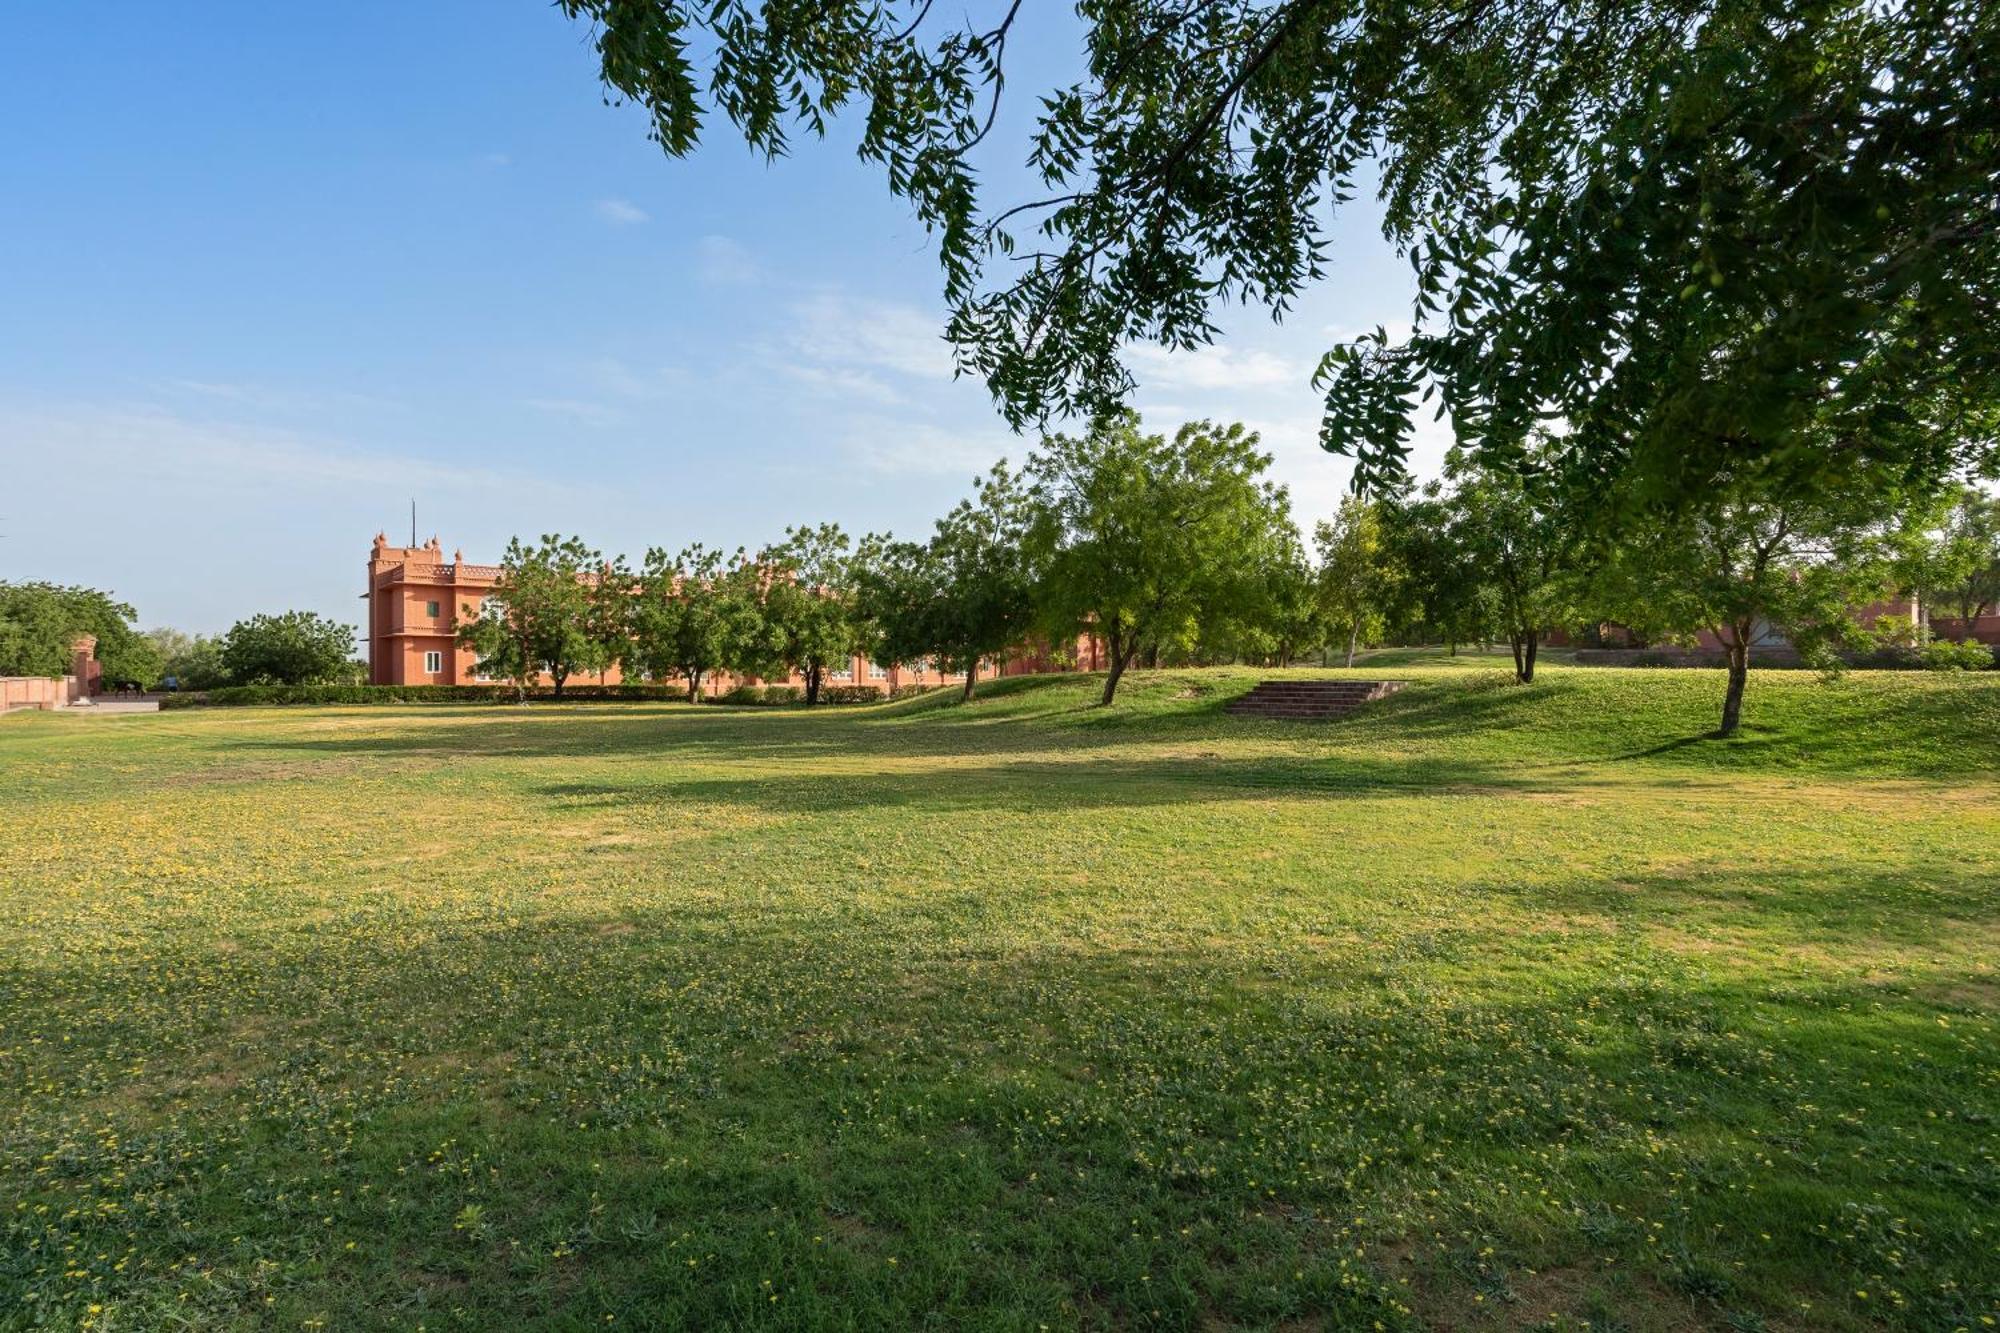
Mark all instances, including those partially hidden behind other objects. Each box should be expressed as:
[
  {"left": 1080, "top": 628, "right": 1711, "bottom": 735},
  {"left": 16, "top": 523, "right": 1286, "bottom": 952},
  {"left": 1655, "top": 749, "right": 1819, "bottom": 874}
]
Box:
[
  {"left": 562, "top": 0, "right": 2000, "bottom": 506},
  {"left": 1022, "top": 413, "right": 1292, "bottom": 704},
  {"left": 0, "top": 582, "right": 160, "bottom": 685},
  {"left": 461, "top": 535, "right": 629, "bottom": 699},
  {"left": 219, "top": 611, "right": 355, "bottom": 687}
]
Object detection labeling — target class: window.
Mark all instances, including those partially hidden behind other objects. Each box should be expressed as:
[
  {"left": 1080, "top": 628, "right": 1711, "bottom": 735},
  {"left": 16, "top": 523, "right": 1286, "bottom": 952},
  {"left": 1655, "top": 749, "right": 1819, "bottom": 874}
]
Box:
[
  {"left": 869, "top": 661, "right": 889, "bottom": 680},
  {"left": 423, "top": 651, "right": 443, "bottom": 675},
  {"left": 827, "top": 657, "right": 852, "bottom": 681},
  {"left": 426, "top": 600, "right": 440, "bottom": 618}
]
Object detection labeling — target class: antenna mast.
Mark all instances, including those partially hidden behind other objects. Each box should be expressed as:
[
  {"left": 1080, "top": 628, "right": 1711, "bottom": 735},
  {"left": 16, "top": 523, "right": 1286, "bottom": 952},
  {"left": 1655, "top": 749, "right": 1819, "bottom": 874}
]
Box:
[{"left": 410, "top": 499, "right": 417, "bottom": 547}]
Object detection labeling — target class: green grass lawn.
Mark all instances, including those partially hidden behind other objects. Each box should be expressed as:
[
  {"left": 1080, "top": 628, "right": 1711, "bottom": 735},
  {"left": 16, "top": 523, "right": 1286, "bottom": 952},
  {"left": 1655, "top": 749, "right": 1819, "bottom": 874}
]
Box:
[{"left": 3, "top": 666, "right": 1996, "bottom": 1332}]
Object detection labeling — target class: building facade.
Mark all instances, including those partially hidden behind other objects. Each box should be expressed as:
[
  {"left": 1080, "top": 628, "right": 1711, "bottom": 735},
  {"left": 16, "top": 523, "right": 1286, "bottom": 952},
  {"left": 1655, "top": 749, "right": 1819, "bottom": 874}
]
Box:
[{"left": 365, "top": 534, "right": 1103, "bottom": 692}]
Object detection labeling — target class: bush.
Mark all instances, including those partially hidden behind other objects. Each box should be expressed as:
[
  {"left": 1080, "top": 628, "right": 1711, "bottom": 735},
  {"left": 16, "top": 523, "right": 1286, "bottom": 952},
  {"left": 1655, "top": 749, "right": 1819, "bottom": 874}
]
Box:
[
  {"left": 888, "top": 683, "right": 943, "bottom": 701},
  {"left": 818, "top": 685, "right": 886, "bottom": 705},
  {"left": 711, "top": 684, "right": 807, "bottom": 705},
  {"left": 1921, "top": 639, "right": 1996, "bottom": 671}
]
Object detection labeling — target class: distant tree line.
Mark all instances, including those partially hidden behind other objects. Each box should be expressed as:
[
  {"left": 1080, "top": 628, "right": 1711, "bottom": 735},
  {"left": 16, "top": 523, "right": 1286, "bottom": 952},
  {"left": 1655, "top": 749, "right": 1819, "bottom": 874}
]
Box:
[
  {"left": 0, "top": 587, "right": 358, "bottom": 691},
  {"left": 10, "top": 420, "right": 1993, "bottom": 735},
  {"left": 463, "top": 414, "right": 2000, "bottom": 734}
]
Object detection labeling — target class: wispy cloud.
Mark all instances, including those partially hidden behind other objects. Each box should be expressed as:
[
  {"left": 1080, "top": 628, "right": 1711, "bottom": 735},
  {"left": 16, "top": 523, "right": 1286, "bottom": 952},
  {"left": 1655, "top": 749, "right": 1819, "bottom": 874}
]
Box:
[
  {"left": 779, "top": 364, "right": 908, "bottom": 407},
  {"left": 523, "top": 396, "right": 626, "bottom": 427},
  {"left": 1124, "top": 343, "right": 1303, "bottom": 393},
  {"left": 0, "top": 401, "right": 588, "bottom": 500},
  {"left": 788, "top": 290, "right": 954, "bottom": 380},
  {"left": 695, "top": 234, "right": 760, "bottom": 285},
  {"left": 594, "top": 197, "right": 649, "bottom": 226},
  {"left": 836, "top": 418, "right": 1015, "bottom": 479}
]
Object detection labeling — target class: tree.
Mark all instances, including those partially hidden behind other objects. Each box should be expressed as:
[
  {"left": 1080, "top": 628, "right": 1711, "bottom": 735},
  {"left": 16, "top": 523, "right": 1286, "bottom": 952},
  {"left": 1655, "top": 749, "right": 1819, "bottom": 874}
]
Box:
[
  {"left": 1592, "top": 477, "right": 1900, "bottom": 736},
  {"left": 146, "top": 627, "right": 230, "bottom": 690},
  {"left": 0, "top": 582, "right": 159, "bottom": 685},
  {"left": 220, "top": 611, "right": 355, "bottom": 686},
  {"left": 1313, "top": 497, "right": 1392, "bottom": 668},
  {"left": 858, "top": 464, "right": 1038, "bottom": 701},
  {"left": 1260, "top": 537, "right": 1322, "bottom": 668},
  {"left": 1933, "top": 487, "right": 2000, "bottom": 642},
  {"left": 562, "top": 1, "right": 2000, "bottom": 506},
  {"left": 1022, "top": 413, "right": 1291, "bottom": 705},
  {"left": 1442, "top": 451, "right": 1584, "bottom": 684},
  {"left": 632, "top": 543, "right": 750, "bottom": 702},
  {"left": 742, "top": 525, "right": 858, "bottom": 705},
  {"left": 460, "top": 535, "right": 628, "bottom": 700}
]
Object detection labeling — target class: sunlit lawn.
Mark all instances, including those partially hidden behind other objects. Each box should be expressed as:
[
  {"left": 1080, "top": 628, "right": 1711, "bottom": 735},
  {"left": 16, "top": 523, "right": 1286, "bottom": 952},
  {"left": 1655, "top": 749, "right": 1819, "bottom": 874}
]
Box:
[{"left": 2, "top": 665, "right": 1996, "bottom": 1331}]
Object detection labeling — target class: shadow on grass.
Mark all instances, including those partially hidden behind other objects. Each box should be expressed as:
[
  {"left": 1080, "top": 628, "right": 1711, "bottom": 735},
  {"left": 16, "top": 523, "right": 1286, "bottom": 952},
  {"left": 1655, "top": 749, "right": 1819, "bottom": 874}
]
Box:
[{"left": 10, "top": 861, "right": 1996, "bottom": 1331}]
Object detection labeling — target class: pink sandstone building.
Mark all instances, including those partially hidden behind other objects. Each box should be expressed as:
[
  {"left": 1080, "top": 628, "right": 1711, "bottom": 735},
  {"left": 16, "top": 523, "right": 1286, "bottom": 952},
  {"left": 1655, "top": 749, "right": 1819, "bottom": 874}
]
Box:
[{"left": 365, "top": 533, "right": 1101, "bottom": 692}]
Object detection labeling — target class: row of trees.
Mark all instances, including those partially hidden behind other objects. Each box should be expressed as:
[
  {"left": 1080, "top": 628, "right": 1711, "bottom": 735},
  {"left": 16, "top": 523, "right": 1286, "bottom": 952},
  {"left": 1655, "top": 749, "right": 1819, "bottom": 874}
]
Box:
[
  {"left": 1349, "top": 456, "right": 2000, "bottom": 734},
  {"left": 0, "top": 585, "right": 357, "bottom": 691},
  {"left": 467, "top": 412, "right": 1999, "bottom": 732},
  {"left": 465, "top": 415, "right": 1295, "bottom": 707}
]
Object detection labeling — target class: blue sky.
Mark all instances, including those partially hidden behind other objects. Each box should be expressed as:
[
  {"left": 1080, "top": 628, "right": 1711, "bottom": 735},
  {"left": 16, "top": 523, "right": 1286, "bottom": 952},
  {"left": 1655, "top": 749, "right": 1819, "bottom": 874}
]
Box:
[{"left": 0, "top": 3, "right": 1441, "bottom": 634}]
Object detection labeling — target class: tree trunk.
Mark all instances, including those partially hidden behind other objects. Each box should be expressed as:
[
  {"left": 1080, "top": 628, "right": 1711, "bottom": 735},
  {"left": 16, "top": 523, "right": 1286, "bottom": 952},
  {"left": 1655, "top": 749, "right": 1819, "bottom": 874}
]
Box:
[
  {"left": 1719, "top": 627, "right": 1751, "bottom": 737},
  {"left": 804, "top": 665, "right": 821, "bottom": 706},
  {"left": 1509, "top": 634, "right": 1525, "bottom": 682},
  {"left": 1100, "top": 650, "right": 1132, "bottom": 705},
  {"left": 961, "top": 665, "right": 978, "bottom": 701},
  {"left": 1344, "top": 623, "right": 1359, "bottom": 668},
  {"left": 686, "top": 670, "right": 702, "bottom": 704},
  {"left": 551, "top": 667, "right": 567, "bottom": 700},
  {"left": 1520, "top": 630, "right": 1538, "bottom": 683}
]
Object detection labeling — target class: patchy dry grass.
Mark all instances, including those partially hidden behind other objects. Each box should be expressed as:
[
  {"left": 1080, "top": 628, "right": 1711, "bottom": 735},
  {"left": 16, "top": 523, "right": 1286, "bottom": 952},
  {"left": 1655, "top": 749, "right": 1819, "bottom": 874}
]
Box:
[{"left": 2, "top": 664, "right": 1997, "bottom": 1331}]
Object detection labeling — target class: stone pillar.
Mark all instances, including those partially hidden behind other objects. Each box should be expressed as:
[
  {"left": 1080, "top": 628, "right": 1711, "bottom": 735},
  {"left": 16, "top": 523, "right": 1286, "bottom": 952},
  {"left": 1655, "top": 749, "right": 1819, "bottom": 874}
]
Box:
[{"left": 68, "top": 634, "right": 98, "bottom": 702}]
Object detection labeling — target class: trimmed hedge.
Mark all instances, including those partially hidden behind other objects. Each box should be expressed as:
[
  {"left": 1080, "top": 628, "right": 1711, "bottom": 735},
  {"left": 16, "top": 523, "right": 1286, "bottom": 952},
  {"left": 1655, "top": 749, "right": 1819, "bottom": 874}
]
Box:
[
  {"left": 162, "top": 679, "right": 966, "bottom": 709},
  {"left": 161, "top": 683, "right": 686, "bottom": 708}
]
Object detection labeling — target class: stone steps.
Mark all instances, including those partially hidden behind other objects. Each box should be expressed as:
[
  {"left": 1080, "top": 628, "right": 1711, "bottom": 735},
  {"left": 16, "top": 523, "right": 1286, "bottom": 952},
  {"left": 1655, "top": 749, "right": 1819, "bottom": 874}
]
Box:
[{"left": 1224, "top": 679, "right": 1407, "bottom": 721}]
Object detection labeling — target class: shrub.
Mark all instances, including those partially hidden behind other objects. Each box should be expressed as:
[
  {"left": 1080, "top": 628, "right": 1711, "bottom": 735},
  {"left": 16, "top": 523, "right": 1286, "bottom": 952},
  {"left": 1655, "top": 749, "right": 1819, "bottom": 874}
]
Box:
[
  {"left": 818, "top": 685, "right": 885, "bottom": 705},
  {"left": 761, "top": 686, "right": 802, "bottom": 704},
  {"left": 887, "top": 683, "right": 943, "bottom": 701},
  {"left": 161, "top": 683, "right": 686, "bottom": 708},
  {"left": 1921, "top": 639, "right": 1996, "bottom": 671}
]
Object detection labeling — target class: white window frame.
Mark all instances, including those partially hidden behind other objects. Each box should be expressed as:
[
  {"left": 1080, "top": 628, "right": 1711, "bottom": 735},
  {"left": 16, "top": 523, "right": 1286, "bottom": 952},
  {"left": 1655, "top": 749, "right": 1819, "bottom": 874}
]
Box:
[
  {"left": 869, "top": 661, "right": 890, "bottom": 680},
  {"left": 827, "top": 657, "right": 853, "bottom": 681},
  {"left": 423, "top": 650, "right": 443, "bottom": 675}
]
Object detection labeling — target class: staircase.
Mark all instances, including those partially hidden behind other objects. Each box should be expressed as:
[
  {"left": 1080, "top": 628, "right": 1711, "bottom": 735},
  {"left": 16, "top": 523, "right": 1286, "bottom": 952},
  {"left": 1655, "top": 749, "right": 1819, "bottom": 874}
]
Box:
[{"left": 1224, "top": 678, "right": 1408, "bottom": 721}]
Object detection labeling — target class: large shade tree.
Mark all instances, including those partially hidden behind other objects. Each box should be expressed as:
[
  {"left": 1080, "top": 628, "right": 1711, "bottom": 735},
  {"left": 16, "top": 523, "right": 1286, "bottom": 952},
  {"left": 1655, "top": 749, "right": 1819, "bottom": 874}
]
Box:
[
  {"left": 1592, "top": 471, "right": 1902, "bottom": 735},
  {"left": 561, "top": 0, "right": 2000, "bottom": 504},
  {"left": 1022, "top": 413, "right": 1292, "bottom": 705}
]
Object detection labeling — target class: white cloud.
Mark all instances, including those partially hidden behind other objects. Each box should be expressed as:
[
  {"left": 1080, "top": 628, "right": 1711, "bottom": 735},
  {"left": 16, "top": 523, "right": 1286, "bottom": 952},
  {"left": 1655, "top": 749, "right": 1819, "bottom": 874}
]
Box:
[
  {"left": 1124, "top": 343, "right": 1303, "bottom": 393},
  {"left": 0, "top": 401, "right": 587, "bottom": 500},
  {"left": 836, "top": 418, "right": 1016, "bottom": 478},
  {"left": 594, "top": 197, "right": 649, "bottom": 226},
  {"left": 788, "top": 290, "right": 953, "bottom": 380},
  {"left": 780, "top": 364, "right": 908, "bottom": 407}
]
